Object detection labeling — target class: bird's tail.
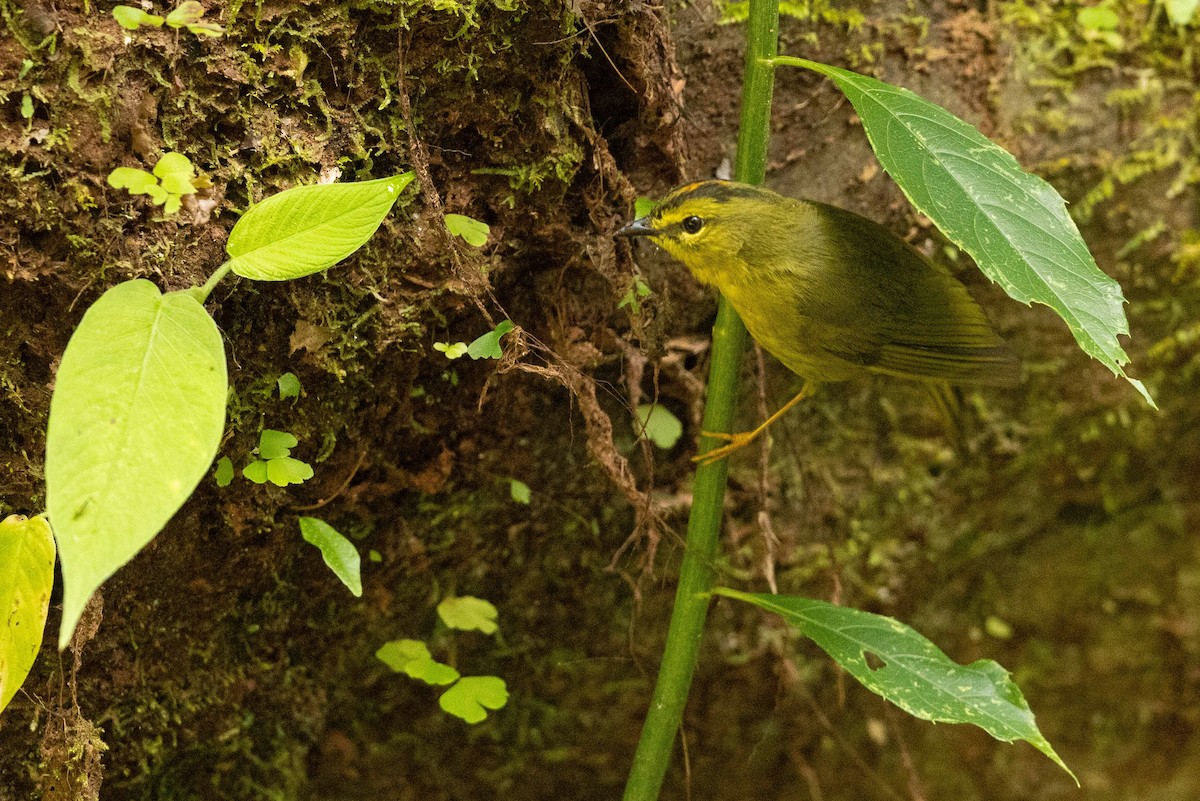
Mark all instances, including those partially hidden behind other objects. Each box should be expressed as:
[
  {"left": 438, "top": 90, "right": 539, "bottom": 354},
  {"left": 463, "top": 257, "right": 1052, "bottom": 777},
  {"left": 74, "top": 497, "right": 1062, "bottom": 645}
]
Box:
[{"left": 925, "top": 381, "right": 964, "bottom": 449}]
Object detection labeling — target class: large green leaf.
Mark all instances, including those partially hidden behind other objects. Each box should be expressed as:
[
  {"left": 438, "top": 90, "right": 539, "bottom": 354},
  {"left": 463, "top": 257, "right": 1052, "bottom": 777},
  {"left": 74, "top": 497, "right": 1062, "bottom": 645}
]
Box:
[
  {"left": 716, "top": 589, "right": 1076, "bottom": 783},
  {"left": 46, "top": 280, "right": 227, "bottom": 648},
  {"left": 780, "top": 58, "right": 1152, "bottom": 406},
  {"left": 226, "top": 173, "right": 414, "bottom": 281},
  {"left": 0, "top": 515, "right": 56, "bottom": 714}
]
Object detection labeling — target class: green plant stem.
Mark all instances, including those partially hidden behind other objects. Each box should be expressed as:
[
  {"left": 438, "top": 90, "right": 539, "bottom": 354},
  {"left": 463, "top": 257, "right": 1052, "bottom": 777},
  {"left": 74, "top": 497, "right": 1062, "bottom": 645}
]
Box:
[
  {"left": 192, "top": 261, "right": 234, "bottom": 304},
  {"left": 621, "top": 2, "right": 778, "bottom": 800}
]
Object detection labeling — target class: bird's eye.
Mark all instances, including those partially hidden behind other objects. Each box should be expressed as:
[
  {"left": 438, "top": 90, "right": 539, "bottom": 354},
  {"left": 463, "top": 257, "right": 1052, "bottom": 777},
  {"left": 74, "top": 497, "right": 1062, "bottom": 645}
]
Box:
[{"left": 681, "top": 215, "right": 704, "bottom": 234}]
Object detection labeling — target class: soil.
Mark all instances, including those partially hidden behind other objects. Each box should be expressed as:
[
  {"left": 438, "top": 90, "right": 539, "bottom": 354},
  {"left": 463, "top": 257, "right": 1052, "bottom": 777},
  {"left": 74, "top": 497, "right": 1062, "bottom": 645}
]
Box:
[{"left": 2, "top": 1, "right": 1198, "bottom": 800}]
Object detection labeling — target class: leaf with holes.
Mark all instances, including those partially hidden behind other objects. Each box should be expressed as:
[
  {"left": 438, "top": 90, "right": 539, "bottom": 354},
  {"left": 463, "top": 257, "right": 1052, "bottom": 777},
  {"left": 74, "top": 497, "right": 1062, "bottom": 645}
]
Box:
[
  {"left": 715, "top": 589, "right": 1076, "bottom": 784},
  {"left": 439, "top": 676, "right": 508, "bottom": 724},
  {"left": 781, "top": 58, "right": 1152, "bottom": 406},
  {"left": 298, "top": 517, "right": 361, "bottom": 597},
  {"left": 0, "top": 515, "right": 56, "bottom": 714},
  {"left": 226, "top": 173, "right": 414, "bottom": 281},
  {"left": 47, "top": 280, "right": 227, "bottom": 648}
]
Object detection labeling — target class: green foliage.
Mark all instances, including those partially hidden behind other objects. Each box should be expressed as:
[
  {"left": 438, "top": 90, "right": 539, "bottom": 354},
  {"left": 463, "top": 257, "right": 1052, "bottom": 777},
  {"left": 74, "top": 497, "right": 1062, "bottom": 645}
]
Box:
[
  {"left": 633, "top": 196, "right": 656, "bottom": 219},
  {"left": 243, "top": 430, "right": 313, "bottom": 487},
  {"left": 716, "top": 589, "right": 1076, "bottom": 783},
  {"left": 46, "top": 280, "right": 227, "bottom": 648},
  {"left": 617, "top": 277, "right": 651, "bottom": 314},
  {"left": 1165, "top": 0, "right": 1199, "bottom": 24},
  {"left": 634, "top": 404, "right": 682, "bottom": 450},
  {"left": 107, "top": 152, "right": 199, "bottom": 216},
  {"left": 112, "top": 5, "right": 164, "bottom": 30},
  {"left": 508, "top": 478, "right": 531, "bottom": 505},
  {"left": 0, "top": 515, "right": 55, "bottom": 715},
  {"left": 113, "top": 2, "right": 224, "bottom": 36},
  {"left": 276, "top": 372, "right": 301, "bottom": 400},
  {"left": 444, "top": 213, "right": 490, "bottom": 247},
  {"left": 466, "top": 320, "right": 514, "bottom": 360},
  {"left": 225, "top": 173, "right": 414, "bottom": 281},
  {"left": 433, "top": 341, "right": 469, "bottom": 359},
  {"left": 438, "top": 676, "right": 509, "bottom": 724},
  {"left": 214, "top": 456, "right": 234, "bottom": 487},
  {"left": 779, "top": 57, "right": 1153, "bottom": 406},
  {"left": 437, "top": 595, "right": 499, "bottom": 634},
  {"left": 376, "top": 639, "right": 460, "bottom": 685},
  {"left": 297, "top": 517, "right": 361, "bottom": 597}
]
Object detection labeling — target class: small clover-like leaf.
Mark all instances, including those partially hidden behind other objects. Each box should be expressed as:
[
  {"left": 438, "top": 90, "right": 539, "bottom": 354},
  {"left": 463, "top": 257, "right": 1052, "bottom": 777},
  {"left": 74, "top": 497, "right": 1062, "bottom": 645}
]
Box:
[
  {"left": 375, "top": 639, "right": 460, "bottom": 685},
  {"left": 107, "top": 167, "right": 159, "bottom": 195},
  {"left": 265, "top": 457, "right": 313, "bottom": 487},
  {"left": 466, "top": 320, "right": 514, "bottom": 360},
  {"left": 298, "top": 517, "right": 361, "bottom": 597},
  {"left": 509, "top": 479, "right": 531, "bottom": 505},
  {"left": 243, "top": 460, "right": 269, "bottom": 484},
  {"left": 445, "top": 213, "right": 490, "bottom": 247},
  {"left": 433, "top": 341, "right": 469, "bottom": 360},
  {"left": 635, "top": 404, "right": 683, "bottom": 450},
  {"left": 277, "top": 372, "right": 302, "bottom": 400},
  {"left": 165, "top": 1, "right": 205, "bottom": 27},
  {"left": 437, "top": 596, "right": 499, "bottom": 635},
  {"left": 258, "top": 429, "right": 297, "bottom": 460},
  {"left": 214, "top": 456, "right": 234, "bottom": 487},
  {"left": 113, "top": 5, "right": 164, "bottom": 29},
  {"left": 439, "top": 676, "right": 508, "bottom": 724}
]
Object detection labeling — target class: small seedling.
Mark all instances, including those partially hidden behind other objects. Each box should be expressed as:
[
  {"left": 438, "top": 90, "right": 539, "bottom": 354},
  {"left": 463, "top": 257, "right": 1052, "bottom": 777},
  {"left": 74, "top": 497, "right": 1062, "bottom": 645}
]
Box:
[
  {"left": 113, "top": 2, "right": 224, "bottom": 37},
  {"left": 242, "top": 429, "right": 313, "bottom": 487},
  {"left": 444, "top": 213, "right": 490, "bottom": 247},
  {"left": 107, "top": 152, "right": 201, "bottom": 216},
  {"left": 434, "top": 320, "right": 514, "bottom": 361},
  {"left": 508, "top": 479, "right": 531, "bottom": 505},
  {"left": 376, "top": 594, "right": 508, "bottom": 724},
  {"left": 618, "top": 277, "right": 651, "bottom": 314},
  {"left": 213, "top": 456, "right": 234, "bottom": 487}
]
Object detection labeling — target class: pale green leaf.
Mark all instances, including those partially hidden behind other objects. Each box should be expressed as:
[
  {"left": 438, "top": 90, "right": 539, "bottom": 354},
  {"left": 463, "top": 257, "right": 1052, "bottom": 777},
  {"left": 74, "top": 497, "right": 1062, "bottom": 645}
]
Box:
[
  {"left": 783, "top": 58, "right": 1152, "bottom": 406},
  {"left": 226, "top": 173, "right": 414, "bottom": 281},
  {"left": 375, "top": 639, "right": 460, "bottom": 685},
  {"left": 716, "top": 589, "right": 1076, "bottom": 783},
  {"left": 466, "top": 320, "right": 514, "bottom": 360},
  {"left": 439, "top": 675, "right": 508, "bottom": 724},
  {"left": 509, "top": 479, "right": 531, "bottom": 505},
  {"left": 277, "top": 372, "right": 301, "bottom": 400},
  {"left": 444, "top": 213, "right": 490, "bottom": 247},
  {"left": 1166, "top": 0, "right": 1199, "bottom": 25},
  {"left": 214, "top": 456, "right": 234, "bottom": 487},
  {"left": 635, "top": 404, "right": 683, "bottom": 449},
  {"left": 258, "top": 429, "right": 297, "bottom": 460},
  {"left": 47, "top": 280, "right": 227, "bottom": 648},
  {"left": 113, "top": 5, "right": 163, "bottom": 29},
  {"left": 265, "top": 456, "right": 313, "bottom": 487},
  {"left": 164, "top": 0, "right": 205, "bottom": 27},
  {"left": 185, "top": 21, "right": 225, "bottom": 37},
  {"left": 0, "top": 515, "right": 56, "bottom": 714},
  {"left": 298, "top": 517, "right": 361, "bottom": 596},
  {"left": 243, "top": 460, "right": 268, "bottom": 484},
  {"left": 1077, "top": 5, "right": 1119, "bottom": 31},
  {"left": 437, "top": 596, "right": 499, "bottom": 634},
  {"left": 107, "top": 167, "right": 159, "bottom": 195},
  {"left": 433, "top": 341, "right": 469, "bottom": 360},
  {"left": 20, "top": 94, "right": 33, "bottom": 120},
  {"left": 633, "top": 196, "right": 656, "bottom": 219}
]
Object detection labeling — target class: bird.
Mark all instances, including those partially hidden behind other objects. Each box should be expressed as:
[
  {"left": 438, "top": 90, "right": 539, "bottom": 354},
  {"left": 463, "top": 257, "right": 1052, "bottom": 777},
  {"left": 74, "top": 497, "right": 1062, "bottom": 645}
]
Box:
[{"left": 617, "top": 180, "right": 1019, "bottom": 463}]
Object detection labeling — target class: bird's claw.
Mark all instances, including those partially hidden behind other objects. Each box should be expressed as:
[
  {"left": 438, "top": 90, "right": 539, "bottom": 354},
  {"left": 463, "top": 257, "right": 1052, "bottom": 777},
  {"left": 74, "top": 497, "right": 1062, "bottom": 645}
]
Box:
[{"left": 693, "top": 430, "right": 756, "bottom": 465}]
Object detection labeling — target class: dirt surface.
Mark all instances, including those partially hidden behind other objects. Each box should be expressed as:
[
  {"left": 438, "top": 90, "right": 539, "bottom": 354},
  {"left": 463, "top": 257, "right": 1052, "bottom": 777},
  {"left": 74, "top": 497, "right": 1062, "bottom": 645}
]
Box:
[{"left": 2, "top": 1, "right": 1199, "bottom": 799}]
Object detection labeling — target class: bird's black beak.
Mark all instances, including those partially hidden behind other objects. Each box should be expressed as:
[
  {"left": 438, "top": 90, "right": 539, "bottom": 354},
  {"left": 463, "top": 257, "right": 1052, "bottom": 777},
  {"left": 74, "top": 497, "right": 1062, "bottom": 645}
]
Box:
[{"left": 616, "top": 217, "right": 655, "bottom": 238}]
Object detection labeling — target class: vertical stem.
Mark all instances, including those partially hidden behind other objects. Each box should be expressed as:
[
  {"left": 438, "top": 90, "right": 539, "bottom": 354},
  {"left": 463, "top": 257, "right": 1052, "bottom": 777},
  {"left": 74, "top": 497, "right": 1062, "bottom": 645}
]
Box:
[{"left": 621, "top": 3, "right": 778, "bottom": 800}]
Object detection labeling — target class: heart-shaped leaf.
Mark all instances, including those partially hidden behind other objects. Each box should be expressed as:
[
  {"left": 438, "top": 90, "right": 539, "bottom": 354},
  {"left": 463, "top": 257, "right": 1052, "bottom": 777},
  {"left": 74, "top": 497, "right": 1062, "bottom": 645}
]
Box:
[
  {"left": 226, "top": 173, "right": 414, "bottom": 281},
  {"left": 47, "top": 280, "right": 227, "bottom": 648},
  {"left": 438, "top": 675, "right": 508, "bottom": 724},
  {"left": 437, "top": 596, "right": 499, "bottom": 634},
  {"left": 375, "top": 639, "right": 460, "bottom": 686}
]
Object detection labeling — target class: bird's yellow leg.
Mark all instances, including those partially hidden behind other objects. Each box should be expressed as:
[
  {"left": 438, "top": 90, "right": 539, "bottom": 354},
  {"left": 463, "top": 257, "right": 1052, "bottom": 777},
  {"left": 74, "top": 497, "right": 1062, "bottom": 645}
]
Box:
[{"left": 694, "top": 382, "right": 812, "bottom": 465}]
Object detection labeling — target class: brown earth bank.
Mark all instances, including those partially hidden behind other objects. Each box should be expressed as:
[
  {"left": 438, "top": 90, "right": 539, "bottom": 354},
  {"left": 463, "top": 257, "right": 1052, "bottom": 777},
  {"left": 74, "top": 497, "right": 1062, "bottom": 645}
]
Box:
[{"left": 1, "top": 1, "right": 1198, "bottom": 799}]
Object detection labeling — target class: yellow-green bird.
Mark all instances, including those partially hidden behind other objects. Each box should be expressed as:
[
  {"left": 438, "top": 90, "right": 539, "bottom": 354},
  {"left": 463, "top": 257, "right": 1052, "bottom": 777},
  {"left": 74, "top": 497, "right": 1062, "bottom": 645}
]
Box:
[{"left": 618, "top": 180, "right": 1019, "bottom": 463}]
